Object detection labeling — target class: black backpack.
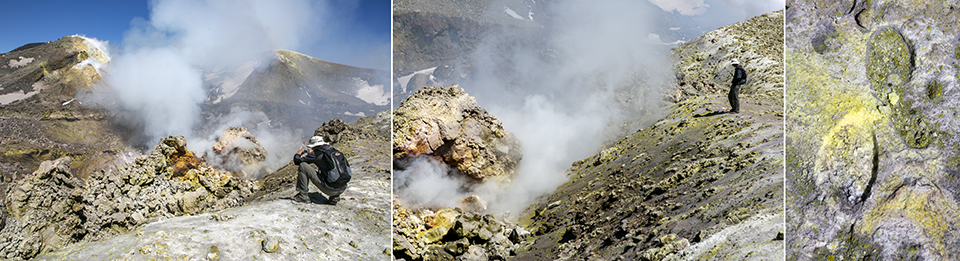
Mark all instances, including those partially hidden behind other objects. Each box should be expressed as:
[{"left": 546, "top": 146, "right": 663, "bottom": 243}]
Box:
[{"left": 318, "top": 146, "right": 352, "bottom": 188}]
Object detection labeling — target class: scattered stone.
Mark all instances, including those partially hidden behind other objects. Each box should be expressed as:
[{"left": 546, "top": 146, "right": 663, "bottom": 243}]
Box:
[
  {"left": 209, "top": 245, "right": 221, "bottom": 259},
  {"left": 261, "top": 236, "right": 279, "bottom": 253}
]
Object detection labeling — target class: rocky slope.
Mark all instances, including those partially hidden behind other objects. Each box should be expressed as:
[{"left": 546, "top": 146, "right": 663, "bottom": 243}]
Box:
[
  {"left": 1, "top": 136, "right": 259, "bottom": 259},
  {"left": 1, "top": 35, "right": 393, "bottom": 259},
  {"left": 391, "top": 10, "right": 784, "bottom": 260},
  {"left": 205, "top": 50, "right": 391, "bottom": 129},
  {"left": 0, "top": 36, "right": 130, "bottom": 215},
  {"left": 513, "top": 10, "right": 784, "bottom": 260},
  {"left": 29, "top": 111, "right": 392, "bottom": 260},
  {"left": 1, "top": 111, "right": 391, "bottom": 260},
  {"left": 786, "top": 1, "right": 960, "bottom": 260},
  {"left": 392, "top": 0, "right": 715, "bottom": 102}
]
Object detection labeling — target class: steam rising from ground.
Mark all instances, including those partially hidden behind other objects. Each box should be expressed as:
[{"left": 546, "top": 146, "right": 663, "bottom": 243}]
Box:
[
  {"left": 395, "top": 0, "right": 673, "bottom": 213},
  {"left": 90, "top": 0, "right": 316, "bottom": 176}
]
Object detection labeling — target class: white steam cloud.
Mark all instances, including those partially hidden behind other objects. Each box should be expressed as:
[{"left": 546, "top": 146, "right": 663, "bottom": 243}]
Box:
[
  {"left": 395, "top": 0, "right": 673, "bottom": 213},
  {"left": 92, "top": 0, "right": 316, "bottom": 176}
]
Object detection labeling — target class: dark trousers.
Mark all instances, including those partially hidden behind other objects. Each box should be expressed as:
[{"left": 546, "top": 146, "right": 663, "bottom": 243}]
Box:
[
  {"left": 297, "top": 163, "right": 346, "bottom": 198},
  {"left": 728, "top": 84, "right": 741, "bottom": 112}
]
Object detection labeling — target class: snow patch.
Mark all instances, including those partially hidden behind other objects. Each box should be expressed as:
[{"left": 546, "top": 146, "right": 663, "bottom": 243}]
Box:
[
  {"left": 345, "top": 111, "right": 366, "bottom": 117},
  {"left": 8, "top": 56, "right": 34, "bottom": 68},
  {"left": 646, "top": 33, "right": 685, "bottom": 46},
  {"left": 505, "top": 7, "right": 525, "bottom": 20},
  {"left": 397, "top": 66, "right": 438, "bottom": 92},
  {"left": 351, "top": 77, "right": 389, "bottom": 106},
  {"left": 209, "top": 60, "right": 260, "bottom": 104},
  {"left": 0, "top": 82, "right": 47, "bottom": 105}
]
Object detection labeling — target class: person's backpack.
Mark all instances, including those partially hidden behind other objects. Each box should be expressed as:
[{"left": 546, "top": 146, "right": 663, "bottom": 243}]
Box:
[
  {"left": 318, "top": 145, "right": 352, "bottom": 188},
  {"left": 737, "top": 67, "right": 747, "bottom": 85}
]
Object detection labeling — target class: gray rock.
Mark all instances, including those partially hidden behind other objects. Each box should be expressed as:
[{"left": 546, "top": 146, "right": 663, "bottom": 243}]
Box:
[
  {"left": 443, "top": 238, "right": 470, "bottom": 255},
  {"left": 456, "top": 245, "right": 488, "bottom": 261},
  {"left": 393, "top": 233, "right": 420, "bottom": 260},
  {"left": 508, "top": 226, "right": 532, "bottom": 243},
  {"left": 261, "top": 236, "right": 279, "bottom": 253},
  {"left": 453, "top": 215, "right": 481, "bottom": 239},
  {"left": 421, "top": 244, "right": 454, "bottom": 261}
]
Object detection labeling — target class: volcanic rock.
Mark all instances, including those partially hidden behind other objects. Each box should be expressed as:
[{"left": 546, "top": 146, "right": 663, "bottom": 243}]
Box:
[
  {"left": 393, "top": 203, "right": 535, "bottom": 261},
  {"left": 458, "top": 195, "right": 487, "bottom": 213},
  {"left": 0, "top": 157, "right": 85, "bottom": 259},
  {"left": 31, "top": 111, "right": 392, "bottom": 260},
  {"left": 393, "top": 85, "right": 522, "bottom": 182},
  {"left": 209, "top": 126, "right": 267, "bottom": 177},
  {"left": 314, "top": 118, "right": 354, "bottom": 144},
  {"left": 0, "top": 136, "right": 257, "bottom": 259},
  {"left": 261, "top": 236, "right": 279, "bottom": 253},
  {"left": 787, "top": 1, "right": 960, "bottom": 259}
]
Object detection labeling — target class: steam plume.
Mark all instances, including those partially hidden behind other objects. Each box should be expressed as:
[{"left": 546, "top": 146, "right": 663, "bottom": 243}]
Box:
[
  {"left": 395, "top": 0, "right": 673, "bottom": 213},
  {"left": 91, "top": 0, "right": 316, "bottom": 176}
]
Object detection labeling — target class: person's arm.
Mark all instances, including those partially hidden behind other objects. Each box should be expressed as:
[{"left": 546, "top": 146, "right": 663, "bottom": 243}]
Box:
[
  {"left": 293, "top": 149, "right": 304, "bottom": 165},
  {"left": 300, "top": 149, "right": 322, "bottom": 164}
]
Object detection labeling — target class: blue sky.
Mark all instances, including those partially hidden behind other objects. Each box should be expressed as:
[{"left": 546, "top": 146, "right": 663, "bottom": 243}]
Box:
[{"left": 0, "top": 0, "right": 390, "bottom": 71}]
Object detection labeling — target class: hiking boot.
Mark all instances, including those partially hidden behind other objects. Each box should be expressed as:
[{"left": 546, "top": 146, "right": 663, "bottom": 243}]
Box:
[
  {"left": 328, "top": 195, "right": 340, "bottom": 205},
  {"left": 293, "top": 193, "right": 310, "bottom": 203}
]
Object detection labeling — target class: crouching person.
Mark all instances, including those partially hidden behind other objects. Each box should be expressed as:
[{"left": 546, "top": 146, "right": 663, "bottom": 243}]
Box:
[{"left": 293, "top": 136, "right": 352, "bottom": 205}]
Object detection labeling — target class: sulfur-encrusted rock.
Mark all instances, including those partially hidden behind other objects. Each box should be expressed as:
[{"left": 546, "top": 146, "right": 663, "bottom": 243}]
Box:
[
  {"left": 261, "top": 236, "right": 279, "bottom": 253},
  {"left": 209, "top": 127, "right": 268, "bottom": 177},
  {"left": 0, "top": 157, "right": 86, "bottom": 260},
  {"left": 393, "top": 206, "right": 535, "bottom": 261},
  {"left": 393, "top": 85, "right": 522, "bottom": 182},
  {"left": 0, "top": 136, "right": 259, "bottom": 259},
  {"left": 458, "top": 195, "right": 487, "bottom": 213},
  {"left": 787, "top": 0, "right": 960, "bottom": 259}
]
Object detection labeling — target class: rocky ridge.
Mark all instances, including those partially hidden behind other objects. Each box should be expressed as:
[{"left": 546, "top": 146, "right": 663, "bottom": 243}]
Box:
[
  {"left": 26, "top": 111, "right": 392, "bottom": 260},
  {"left": 787, "top": 1, "right": 960, "bottom": 259},
  {"left": 1, "top": 136, "right": 257, "bottom": 259},
  {"left": 513, "top": 10, "right": 785, "bottom": 260},
  {"left": 0, "top": 36, "right": 128, "bottom": 195}
]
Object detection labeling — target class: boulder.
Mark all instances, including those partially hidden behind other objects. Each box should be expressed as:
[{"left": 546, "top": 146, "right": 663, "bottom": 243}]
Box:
[
  {"left": 209, "top": 127, "right": 267, "bottom": 176},
  {"left": 393, "top": 85, "right": 522, "bottom": 182},
  {"left": 261, "top": 236, "right": 279, "bottom": 253},
  {"left": 0, "top": 157, "right": 86, "bottom": 260},
  {"left": 314, "top": 118, "right": 355, "bottom": 144},
  {"left": 457, "top": 245, "right": 488, "bottom": 261},
  {"left": 458, "top": 195, "right": 487, "bottom": 213}
]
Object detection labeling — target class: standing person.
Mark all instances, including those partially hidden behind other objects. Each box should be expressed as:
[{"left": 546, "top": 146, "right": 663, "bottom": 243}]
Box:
[
  {"left": 729, "top": 59, "right": 747, "bottom": 113},
  {"left": 293, "top": 136, "right": 351, "bottom": 205}
]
